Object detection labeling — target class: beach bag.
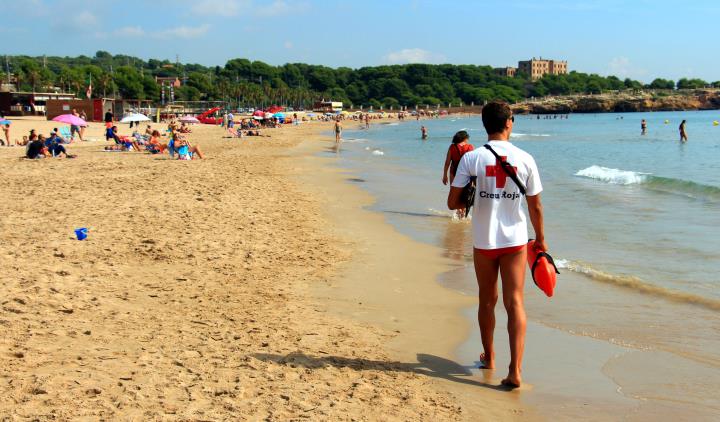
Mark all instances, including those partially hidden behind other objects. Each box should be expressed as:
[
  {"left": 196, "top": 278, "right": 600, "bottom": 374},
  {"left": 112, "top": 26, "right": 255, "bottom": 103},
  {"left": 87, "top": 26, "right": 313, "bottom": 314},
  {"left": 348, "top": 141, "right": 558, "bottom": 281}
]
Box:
[{"left": 460, "top": 177, "right": 477, "bottom": 218}]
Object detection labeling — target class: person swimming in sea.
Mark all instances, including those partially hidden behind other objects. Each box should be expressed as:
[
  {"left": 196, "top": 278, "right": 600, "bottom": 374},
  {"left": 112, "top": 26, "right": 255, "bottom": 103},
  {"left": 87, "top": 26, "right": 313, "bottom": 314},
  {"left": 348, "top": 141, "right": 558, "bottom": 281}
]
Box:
[
  {"left": 421, "top": 125, "right": 428, "bottom": 140},
  {"left": 641, "top": 119, "right": 647, "bottom": 135}
]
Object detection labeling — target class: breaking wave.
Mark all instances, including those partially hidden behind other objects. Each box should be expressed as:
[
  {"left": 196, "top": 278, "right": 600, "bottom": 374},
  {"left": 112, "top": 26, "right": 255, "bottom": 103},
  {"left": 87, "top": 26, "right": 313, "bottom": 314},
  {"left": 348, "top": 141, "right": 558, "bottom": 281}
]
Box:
[
  {"left": 556, "top": 259, "right": 720, "bottom": 312},
  {"left": 575, "top": 165, "right": 720, "bottom": 201}
]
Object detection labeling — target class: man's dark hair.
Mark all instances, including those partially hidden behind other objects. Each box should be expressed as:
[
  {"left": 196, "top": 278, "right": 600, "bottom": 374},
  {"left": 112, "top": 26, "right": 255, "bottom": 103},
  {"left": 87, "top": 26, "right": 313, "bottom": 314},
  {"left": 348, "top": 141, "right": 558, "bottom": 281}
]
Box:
[
  {"left": 452, "top": 130, "right": 469, "bottom": 144},
  {"left": 482, "top": 101, "right": 512, "bottom": 134}
]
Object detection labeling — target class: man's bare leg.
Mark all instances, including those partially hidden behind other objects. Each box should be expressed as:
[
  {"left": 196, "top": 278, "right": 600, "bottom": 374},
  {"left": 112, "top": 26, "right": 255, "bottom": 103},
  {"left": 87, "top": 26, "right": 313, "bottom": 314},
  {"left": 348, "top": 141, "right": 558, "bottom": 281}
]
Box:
[
  {"left": 473, "top": 249, "right": 499, "bottom": 369},
  {"left": 498, "top": 247, "right": 527, "bottom": 387}
]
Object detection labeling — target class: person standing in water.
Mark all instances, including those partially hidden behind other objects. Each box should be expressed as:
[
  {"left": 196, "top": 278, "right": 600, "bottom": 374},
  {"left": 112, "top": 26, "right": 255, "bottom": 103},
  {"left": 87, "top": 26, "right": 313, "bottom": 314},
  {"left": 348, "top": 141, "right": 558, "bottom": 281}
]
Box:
[
  {"left": 641, "top": 119, "right": 647, "bottom": 135},
  {"left": 334, "top": 118, "right": 342, "bottom": 143},
  {"left": 447, "top": 101, "right": 547, "bottom": 389},
  {"left": 442, "top": 130, "right": 473, "bottom": 217},
  {"left": 679, "top": 120, "right": 688, "bottom": 142},
  {"left": 421, "top": 125, "right": 428, "bottom": 140}
]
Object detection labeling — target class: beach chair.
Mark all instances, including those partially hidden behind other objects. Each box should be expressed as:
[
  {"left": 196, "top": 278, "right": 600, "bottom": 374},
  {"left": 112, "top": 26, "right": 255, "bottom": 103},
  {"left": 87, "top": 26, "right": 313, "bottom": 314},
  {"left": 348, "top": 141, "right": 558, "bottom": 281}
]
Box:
[{"left": 59, "top": 126, "right": 73, "bottom": 141}]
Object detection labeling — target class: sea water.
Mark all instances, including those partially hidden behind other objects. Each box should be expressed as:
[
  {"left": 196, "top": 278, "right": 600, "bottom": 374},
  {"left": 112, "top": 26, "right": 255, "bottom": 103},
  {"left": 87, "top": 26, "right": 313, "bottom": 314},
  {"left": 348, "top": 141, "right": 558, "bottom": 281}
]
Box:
[{"left": 332, "top": 111, "right": 720, "bottom": 413}]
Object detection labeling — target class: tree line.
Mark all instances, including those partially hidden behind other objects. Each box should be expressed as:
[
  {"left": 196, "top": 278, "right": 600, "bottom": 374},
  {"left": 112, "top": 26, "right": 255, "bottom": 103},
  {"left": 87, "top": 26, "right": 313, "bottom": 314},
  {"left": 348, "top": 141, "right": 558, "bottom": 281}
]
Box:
[{"left": 5, "top": 51, "right": 719, "bottom": 109}]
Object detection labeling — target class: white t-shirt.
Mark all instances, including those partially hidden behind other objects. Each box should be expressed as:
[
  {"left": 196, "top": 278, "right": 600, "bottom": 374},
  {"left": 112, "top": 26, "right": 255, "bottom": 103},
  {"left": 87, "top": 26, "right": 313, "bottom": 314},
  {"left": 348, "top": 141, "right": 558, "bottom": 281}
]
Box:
[{"left": 452, "top": 140, "right": 542, "bottom": 249}]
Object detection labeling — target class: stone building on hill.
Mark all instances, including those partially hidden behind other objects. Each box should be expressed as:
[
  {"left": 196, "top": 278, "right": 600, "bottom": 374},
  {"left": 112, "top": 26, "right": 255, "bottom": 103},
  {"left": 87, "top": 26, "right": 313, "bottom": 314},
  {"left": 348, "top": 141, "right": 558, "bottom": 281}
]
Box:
[
  {"left": 494, "top": 57, "right": 568, "bottom": 80},
  {"left": 518, "top": 58, "right": 568, "bottom": 80}
]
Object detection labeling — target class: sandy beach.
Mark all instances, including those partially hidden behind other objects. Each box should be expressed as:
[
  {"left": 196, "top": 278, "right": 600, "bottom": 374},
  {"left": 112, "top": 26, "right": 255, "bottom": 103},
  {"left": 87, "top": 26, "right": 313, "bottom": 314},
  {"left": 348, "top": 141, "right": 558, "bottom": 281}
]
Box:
[{"left": 0, "top": 117, "right": 530, "bottom": 420}]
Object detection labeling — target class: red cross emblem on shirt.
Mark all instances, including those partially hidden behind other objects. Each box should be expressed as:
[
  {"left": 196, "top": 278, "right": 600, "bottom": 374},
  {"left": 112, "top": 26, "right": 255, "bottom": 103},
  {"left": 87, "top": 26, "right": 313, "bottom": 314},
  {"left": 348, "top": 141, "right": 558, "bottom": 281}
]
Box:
[{"left": 486, "top": 156, "right": 517, "bottom": 188}]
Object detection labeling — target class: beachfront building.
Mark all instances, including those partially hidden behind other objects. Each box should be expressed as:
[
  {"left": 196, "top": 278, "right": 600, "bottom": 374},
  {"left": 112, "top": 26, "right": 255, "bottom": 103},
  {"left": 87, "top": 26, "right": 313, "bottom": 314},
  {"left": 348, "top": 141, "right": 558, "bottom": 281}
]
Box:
[
  {"left": 313, "top": 101, "right": 343, "bottom": 113},
  {"left": 518, "top": 58, "right": 568, "bottom": 80},
  {"left": 494, "top": 67, "right": 517, "bottom": 77},
  {"left": 155, "top": 76, "right": 182, "bottom": 88}
]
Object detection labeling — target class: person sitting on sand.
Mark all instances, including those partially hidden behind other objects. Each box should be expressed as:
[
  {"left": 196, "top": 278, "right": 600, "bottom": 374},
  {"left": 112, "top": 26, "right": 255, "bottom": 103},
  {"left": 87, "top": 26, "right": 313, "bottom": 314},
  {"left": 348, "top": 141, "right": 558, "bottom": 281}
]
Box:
[
  {"left": 174, "top": 136, "right": 204, "bottom": 160},
  {"left": 147, "top": 130, "right": 168, "bottom": 154},
  {"left": 144, "top": 125, "right": 153, "bottom": 137},
  {"left": 42, "top": 133, "right": 74, "bottom": 158},
  {"left": 26, "top": 135, "right": 47, "bottom": 159},
  {"left": 109, "top": 126, "right": 143, "bottom": 151},
  {"left": 179, "top": 122, "right": 192, "bottom": 133}
]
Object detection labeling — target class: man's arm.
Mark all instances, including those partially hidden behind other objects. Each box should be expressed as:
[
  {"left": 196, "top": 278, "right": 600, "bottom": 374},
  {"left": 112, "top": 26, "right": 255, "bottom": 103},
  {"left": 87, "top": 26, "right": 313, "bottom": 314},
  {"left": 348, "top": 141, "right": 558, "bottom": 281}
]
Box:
[
  {"left": 447, "top": 186, "right": 464, "bottom": 210},
  {"left": 526, "top": 194, "right": 547, "bottom": 251}
]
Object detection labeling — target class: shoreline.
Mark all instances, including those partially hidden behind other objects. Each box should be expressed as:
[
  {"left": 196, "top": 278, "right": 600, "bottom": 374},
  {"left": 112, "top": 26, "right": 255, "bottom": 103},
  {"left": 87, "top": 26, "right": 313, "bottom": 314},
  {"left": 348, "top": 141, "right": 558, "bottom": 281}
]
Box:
[
  {"left": 320, "top": 116, "right": 720, "bottom": 420},
  {"left": 291, "top": 135, "right": 536, "bottom": 420}
]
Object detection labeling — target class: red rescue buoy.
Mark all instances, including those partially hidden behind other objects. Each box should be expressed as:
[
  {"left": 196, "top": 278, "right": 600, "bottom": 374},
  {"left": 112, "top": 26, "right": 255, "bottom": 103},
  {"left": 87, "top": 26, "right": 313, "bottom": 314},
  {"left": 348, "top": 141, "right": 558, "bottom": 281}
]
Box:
[{"left": 527, "top": 240, "right": 560, "bottom": 297}]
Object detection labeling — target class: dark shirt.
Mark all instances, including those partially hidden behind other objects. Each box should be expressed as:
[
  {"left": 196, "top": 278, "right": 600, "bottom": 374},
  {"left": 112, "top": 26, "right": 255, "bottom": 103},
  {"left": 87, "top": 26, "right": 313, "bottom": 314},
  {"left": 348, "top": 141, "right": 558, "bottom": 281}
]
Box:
[
  {"left": 45, "top": 135, "right": 60, "bottom": 148},
  {"left": 26, "top": 140, "right": 44, "bottom": 159},
  {"left": 104, "top": 112, "right": 113, "bottom": 123}
]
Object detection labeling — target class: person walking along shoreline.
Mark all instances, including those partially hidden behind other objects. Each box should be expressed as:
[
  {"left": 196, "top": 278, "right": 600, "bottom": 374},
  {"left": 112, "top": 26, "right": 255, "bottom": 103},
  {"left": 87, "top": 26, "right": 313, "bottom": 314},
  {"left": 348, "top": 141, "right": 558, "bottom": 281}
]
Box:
[{"left": 447, "top": 101, "right": 548, "bottom": 389}]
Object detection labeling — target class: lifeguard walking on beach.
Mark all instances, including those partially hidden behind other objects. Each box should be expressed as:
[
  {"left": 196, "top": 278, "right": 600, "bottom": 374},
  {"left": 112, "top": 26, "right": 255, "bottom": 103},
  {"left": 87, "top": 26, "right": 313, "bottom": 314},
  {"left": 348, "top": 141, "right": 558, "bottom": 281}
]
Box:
[{"left": 447, "top": 101, "right": 548, "bottom": 389}]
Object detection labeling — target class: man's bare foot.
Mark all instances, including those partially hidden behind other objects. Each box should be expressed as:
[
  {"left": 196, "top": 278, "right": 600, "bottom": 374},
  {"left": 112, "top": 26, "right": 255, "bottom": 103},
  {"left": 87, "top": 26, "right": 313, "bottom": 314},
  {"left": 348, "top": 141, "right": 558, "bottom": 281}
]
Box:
[
  {"left": 478, "top": 352, "right": 494, "bottom": 369},
  {"left": 501, "top": 374, "right": 521, "bottom": 389}
]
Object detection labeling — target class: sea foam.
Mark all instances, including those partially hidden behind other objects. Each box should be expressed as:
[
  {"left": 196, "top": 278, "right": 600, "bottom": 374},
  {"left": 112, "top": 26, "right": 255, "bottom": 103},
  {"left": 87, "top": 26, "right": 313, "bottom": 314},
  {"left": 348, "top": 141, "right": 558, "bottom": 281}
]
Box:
[{"left": 575, "top": 165, "right": 648, "bottom": 185}]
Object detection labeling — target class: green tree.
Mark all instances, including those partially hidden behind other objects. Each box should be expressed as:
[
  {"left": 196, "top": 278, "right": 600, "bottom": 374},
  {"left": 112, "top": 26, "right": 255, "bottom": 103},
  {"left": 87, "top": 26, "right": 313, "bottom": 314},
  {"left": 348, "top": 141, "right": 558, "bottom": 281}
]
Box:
[
  {"left": 676, "top": 78, "right": 708, "bottom": 89},
  {"left": 648, "top": 78, "right": 675, "bottom": 90}
]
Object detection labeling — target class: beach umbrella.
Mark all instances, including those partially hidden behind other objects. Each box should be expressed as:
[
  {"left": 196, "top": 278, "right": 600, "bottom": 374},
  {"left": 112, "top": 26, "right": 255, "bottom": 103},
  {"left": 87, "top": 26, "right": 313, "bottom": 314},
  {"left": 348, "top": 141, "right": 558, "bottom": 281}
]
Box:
[
  {"left": 252, "top": 115, "right": 264, "bottom": 120},
  {"left": 252, "top": 110, "right": 265, "bottom": 118},
  {"left": 273, "top": 112, "right": 285, "bottom": 118},
  {"left": 179, "top": 116, "right": 200, "bottom": 124},
  {"left": 120, "top": 113, "right": 151, "bottom": 123},
  {"left": 306, "top": 113, "right": 316, "bottom": 117},
  {"left": 52, "top": 114, "right": 87, "bottom": 127},
  {"left": 0, "top": 119, "right": 10, "bottom": 125}
]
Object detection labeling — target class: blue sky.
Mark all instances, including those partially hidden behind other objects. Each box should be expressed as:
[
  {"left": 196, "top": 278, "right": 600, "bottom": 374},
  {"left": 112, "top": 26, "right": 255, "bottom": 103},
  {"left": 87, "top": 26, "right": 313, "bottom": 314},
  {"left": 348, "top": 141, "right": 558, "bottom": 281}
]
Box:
[{"left": 2, "top": 0, "right": 719, "bottom": 82}]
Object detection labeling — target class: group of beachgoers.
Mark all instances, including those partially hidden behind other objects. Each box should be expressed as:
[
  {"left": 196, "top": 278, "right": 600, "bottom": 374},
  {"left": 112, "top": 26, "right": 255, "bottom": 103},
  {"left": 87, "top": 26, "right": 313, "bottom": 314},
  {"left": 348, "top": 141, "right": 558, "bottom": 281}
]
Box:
[
  {"left": 104, "top": 118, "right": 204, "bottom": 160},
  {"left": 224, "top": 117, "right": 275, "bottom": 138},
  {"left": 640, "top": 118, "right": 689, "bottom": 141},
  {"left": 23, "top": 128, "right": 77, "bottom": 159}
]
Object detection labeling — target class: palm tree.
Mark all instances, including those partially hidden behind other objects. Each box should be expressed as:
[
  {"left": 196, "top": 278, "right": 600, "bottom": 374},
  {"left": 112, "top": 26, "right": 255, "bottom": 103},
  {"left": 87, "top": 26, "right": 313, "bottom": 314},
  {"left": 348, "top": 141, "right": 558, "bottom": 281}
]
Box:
[{"left": 27, "top": 69, "right": 40, "bottom": 92}]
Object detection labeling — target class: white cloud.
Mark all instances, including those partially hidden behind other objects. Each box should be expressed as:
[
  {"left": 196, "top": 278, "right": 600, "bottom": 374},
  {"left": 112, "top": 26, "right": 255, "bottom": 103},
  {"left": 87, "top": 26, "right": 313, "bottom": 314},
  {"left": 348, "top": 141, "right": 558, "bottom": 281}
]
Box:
[
  {"left": 255, "top": 0, "right": 301, "bottom": 17},
  {"left": 383, "top": 48, "right": 446, "bottom": 65},
  {"left": 191, "top": 0, "right": 249, "bottom": 16},
  {"left": 114, "top": 26, "right": 145, "bottom": 37},
  {"left": 154, "top": 24, "right": 210, "bottom": 39},
  {"left": 187, "top": 0, "right": 308, "bottom": 18},
  {"left": 71, "top": 11, "right": 98, "bottom": 28},
  {"left": 608, "top": 56, "right": 647, "bottom": 79}
]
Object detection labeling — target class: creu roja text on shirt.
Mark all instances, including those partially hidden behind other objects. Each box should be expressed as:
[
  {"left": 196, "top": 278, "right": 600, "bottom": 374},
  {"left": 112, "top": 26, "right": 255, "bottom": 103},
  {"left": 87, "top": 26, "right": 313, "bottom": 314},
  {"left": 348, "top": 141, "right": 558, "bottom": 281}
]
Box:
[{"left": 478, "top": 191, "right": 521, "bottom": 200}]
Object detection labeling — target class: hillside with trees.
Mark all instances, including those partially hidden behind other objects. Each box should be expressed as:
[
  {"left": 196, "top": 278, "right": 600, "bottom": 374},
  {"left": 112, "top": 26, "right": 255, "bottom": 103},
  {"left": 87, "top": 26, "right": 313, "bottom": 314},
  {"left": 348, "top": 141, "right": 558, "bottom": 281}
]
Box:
[{"left": 4, "top": 51, "right": 719, "bottom": 109}]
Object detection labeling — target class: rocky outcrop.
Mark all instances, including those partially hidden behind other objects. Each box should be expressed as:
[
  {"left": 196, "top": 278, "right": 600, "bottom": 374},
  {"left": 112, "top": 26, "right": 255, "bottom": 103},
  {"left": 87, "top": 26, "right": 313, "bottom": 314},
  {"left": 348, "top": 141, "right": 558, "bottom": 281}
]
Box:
[{"left": 514, "top": 90, "right": 720, "bottom": 114}]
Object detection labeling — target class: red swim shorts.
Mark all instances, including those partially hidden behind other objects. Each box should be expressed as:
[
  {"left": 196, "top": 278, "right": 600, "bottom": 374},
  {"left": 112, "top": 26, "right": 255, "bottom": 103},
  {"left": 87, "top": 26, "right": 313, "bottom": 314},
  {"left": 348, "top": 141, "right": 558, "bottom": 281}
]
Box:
[{"left": 475, "top": 244, "right": 526, "bottom": 260}]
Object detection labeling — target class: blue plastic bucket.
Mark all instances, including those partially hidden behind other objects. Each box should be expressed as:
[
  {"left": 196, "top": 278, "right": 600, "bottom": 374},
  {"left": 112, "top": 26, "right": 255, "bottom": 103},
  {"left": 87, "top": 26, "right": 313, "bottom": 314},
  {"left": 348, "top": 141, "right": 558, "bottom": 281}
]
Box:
[{"left": 74, "top": 228, "right": 88, "bottom": 240}]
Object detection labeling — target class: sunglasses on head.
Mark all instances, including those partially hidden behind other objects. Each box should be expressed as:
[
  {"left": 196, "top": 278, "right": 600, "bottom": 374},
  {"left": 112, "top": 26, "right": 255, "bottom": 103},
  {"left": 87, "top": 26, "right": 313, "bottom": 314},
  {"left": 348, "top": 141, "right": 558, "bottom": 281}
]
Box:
[{"left": 510, "top": 116, "right": 514, "bottom": 122}]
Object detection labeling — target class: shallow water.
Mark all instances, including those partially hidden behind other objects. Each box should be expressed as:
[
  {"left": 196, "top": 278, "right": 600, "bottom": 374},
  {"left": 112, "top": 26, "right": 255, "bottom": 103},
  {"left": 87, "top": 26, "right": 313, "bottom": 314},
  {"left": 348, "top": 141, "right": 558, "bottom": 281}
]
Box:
[{"left": 333, "top": 111, "right": 720, "bottom": 414}]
